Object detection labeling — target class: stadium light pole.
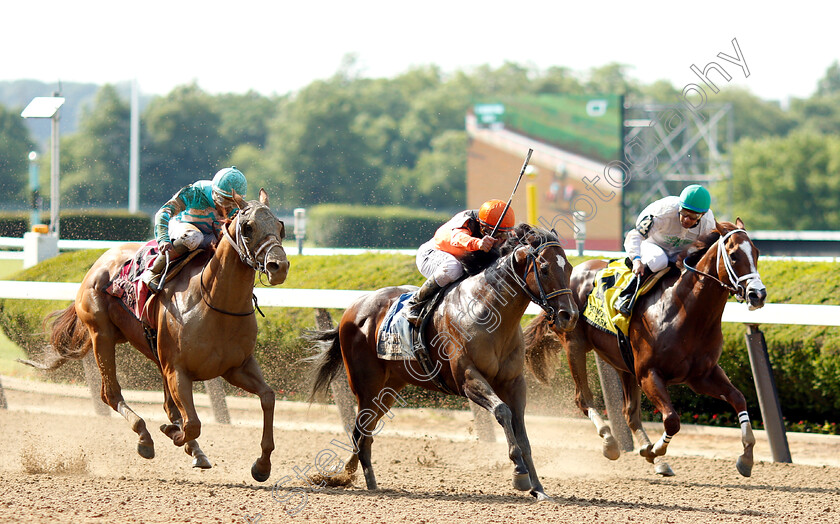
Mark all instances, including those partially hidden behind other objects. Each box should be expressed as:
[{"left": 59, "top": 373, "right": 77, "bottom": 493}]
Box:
[
  {"left": 21, "top": 95, "right": 65, "bottom": 237},
  {"left": 128, "top": 78, "right": 140, "bottom": 213}
]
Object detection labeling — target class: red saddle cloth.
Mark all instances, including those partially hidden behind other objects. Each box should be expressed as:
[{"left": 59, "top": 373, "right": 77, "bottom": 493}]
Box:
[{"left": 105, "top": 240, "right": 160, "bottom": 323}]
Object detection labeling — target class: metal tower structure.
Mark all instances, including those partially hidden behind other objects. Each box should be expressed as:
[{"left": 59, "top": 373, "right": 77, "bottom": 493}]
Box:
[{"left": 621, "top": 102, "right": 734, "bottom": 230}]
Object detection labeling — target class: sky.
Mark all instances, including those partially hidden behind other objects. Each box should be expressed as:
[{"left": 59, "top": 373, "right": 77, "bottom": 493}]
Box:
[{"left": 2, "top": 1, "right": 837, "bottom": 104}]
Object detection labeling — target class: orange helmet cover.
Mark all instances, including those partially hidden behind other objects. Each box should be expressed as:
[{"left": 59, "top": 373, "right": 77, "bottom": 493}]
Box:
[{"left": 478, "top": 199, "right": 515, "bottom": 231}]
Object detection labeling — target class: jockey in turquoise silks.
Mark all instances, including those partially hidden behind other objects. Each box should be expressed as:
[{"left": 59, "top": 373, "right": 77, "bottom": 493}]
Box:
[
  {"left": 144, "top": 167, "right": 247, "bottom": 293},
  {"left": 615, "top": 184, "right": 716, "bottom": 316}
]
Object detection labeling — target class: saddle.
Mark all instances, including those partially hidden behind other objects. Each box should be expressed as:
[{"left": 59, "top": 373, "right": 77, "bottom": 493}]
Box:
[
  {"left": 582, "top": 258, "right": 668, "bottom": 373},
  {"left": 375, "top": 282, "right": 459, "bottom": 394},
  {"left": 104, "top": 240, "right": 202, "bottom": 324}
]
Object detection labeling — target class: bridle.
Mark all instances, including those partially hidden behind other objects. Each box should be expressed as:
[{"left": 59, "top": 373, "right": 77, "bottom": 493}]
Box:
[
  {"left": 509, "top": 240, "right": 573, "bottom": 321},
  {"left": 200, "top": 206, "right": 283, "bottom": 317},
  {"left": 682, "top": 228, "right": 763, "bottom": 302},
  {"left": 221, "top": 209, "right": 284, "bottom": 276}
]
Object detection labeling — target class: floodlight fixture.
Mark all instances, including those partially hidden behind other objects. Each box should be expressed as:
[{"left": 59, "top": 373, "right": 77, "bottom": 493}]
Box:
[{"left": 21, "top": 96, "right": 65, "bottom": 118}]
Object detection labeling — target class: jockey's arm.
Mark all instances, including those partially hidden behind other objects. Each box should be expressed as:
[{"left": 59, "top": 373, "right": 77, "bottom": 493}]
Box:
[
  {"left": 625, "top": 212, "right": 655, "bottom": 271},
  {"left": 153, "top": 188, "right": 189, "bottom": 245},
  {"left": 449, "top": 227, "right": 483, "bottom": 252}
]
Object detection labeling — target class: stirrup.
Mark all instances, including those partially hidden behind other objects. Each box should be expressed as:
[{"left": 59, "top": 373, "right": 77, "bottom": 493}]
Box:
[
  {"left": 615, "top": 296, "right": 632, "bottom": 316},
  {"left": 146, "top": 275, "right": 162, "bottom": 294}
]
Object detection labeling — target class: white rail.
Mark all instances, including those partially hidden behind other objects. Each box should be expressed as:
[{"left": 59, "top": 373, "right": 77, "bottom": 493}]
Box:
[{"left": 0, "top": 280, "right": 839, "bottom": 325}]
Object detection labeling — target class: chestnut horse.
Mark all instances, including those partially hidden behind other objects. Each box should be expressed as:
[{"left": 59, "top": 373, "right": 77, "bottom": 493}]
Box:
[
  {"left": 307, "top": 225, "right": 578, "bottom": 500},
  {"left": 23, "top": 189, "right": 289, "bottom": 482},
  {"left": 523, "top": 219, "right": 767, "bottom": 477}
]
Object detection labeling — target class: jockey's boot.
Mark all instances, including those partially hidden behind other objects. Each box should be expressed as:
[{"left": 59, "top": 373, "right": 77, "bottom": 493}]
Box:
[
  {"left": 145, "top": 253, "right": 168, "bottom": 294},
  {"left": 615, "top": 268, "right": 652, "bottom": 317},
  {"left": 404, "top": 278, "right": 441, "bottom": 327},
  {"left": 145, "top": 240, "right": 190, "bottom": 293}
]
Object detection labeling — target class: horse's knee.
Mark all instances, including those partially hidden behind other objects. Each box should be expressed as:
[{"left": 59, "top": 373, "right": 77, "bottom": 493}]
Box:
[
  {"left": 663, "top": 412, "right": 680, "bottom": 436},
  {"left": 183, "top": 420, "right": 201, "bottom": 442},
  {"left": 492, "top": 404, "right": 512, "bottom": 426},
  {"left": 260, "top": 389, "right": 275, "bottom": 410}
]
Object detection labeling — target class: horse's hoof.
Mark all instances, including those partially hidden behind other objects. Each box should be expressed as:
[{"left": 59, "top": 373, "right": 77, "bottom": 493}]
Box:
[
  {"left": 655, "top": 462, "right": 675, "bottom": 476},
  {"left": 603, "top": 435, "right": 621, "bottom": 461},
  {"left": 512, "top": 472, "right": 532, "bottom": 491},
  {"left": 530, "top": 489, "right": 552, "bottom": 502},
  {"left": 193, "top": 455, "right": 212, "bottom": 469},
  {"left": 736, "top": 456, "right": 753, "bottom": 477},
  {"left": 640, "top": 444, "right": 656, "bottom": 464},
  {"left": 251, "top": 462, "right": 270, "bottom": 482},
  {"left": 137, "top": 442, "right": 155, "bottom": 460}
]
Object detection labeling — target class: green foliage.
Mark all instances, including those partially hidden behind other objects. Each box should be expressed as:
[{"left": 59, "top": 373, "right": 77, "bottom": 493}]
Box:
[
  {"left": 140, "top": 83, "right": 227, "bottom": 205},
  {"left": 712, "top": 87, "right": 798, "bottom": 142},
  {"left": 0, "top": 103, "right": 37, "bottom": 201},
  {"left": 60, "top": 85, "right": 131, "bottom": 206},
  {"left": 723, "top": 131, "right": 840, "bottom": 229},
  {"left": 0, "top": 213, "right": 29, "bottom": 237},
  {"left": 0, "top": 211, "right": 150, "bottom": 240},
  {"left": 57, "top": 211, "right": 152, "bottom": 240},
  {"left": 307, "top": 204, "right": 449, "bottom": 249}
]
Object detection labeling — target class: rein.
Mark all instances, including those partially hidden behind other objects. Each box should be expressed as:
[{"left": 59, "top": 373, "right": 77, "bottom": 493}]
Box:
[
  {"left": 199, "top": 210, "right": 279, "bottom": 317},
  {"left": 508, "top": 241, "right": 572, "bottom": 320},
  {"left": 682, "top": 228, "right": 761, "bottom": 302}
]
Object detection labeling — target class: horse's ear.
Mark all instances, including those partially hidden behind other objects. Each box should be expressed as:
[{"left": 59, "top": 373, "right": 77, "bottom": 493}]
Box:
[
  {"left": 232, "top": 189, "right": 247, "bottom": 210},
  {"left": 514, "top": 244, "right": 530, "bottom": 265},
  {"left": 735, "top": 216, "right": 745, "bottom": 229},
  {"left": 259, "top": 188, "right": 269, "bottom": 206}
]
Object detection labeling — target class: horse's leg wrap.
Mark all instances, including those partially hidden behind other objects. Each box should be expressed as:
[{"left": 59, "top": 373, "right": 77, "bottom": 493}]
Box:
[
  {"left": 736, "top": 410, "right": 755, "bottom": 477},
  {"left": 118, "top": 400, "right": 155, "bottom": 459},
  {"left": 588, "top": 407, "right": 620, "bottom": 460},
  {"left": 651, "top": 431, "right": 672, "bottom": 456}
]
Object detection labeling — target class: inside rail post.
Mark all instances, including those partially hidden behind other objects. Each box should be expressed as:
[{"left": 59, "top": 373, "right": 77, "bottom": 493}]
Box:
[
  {"left": 204, "top": 378, "right": 231, "bottom": 424},
  {"left": 0, "top": 376, "right": 7, "bottom": 409},
  {"left": 596, "top": 354, "right": 634, "bottom": 451},
  {"left": 744, "top": 323, "right": 791, "bottom": 463},
  {"left": 315, "top": 309, "right": 356, "bottom": 429}
]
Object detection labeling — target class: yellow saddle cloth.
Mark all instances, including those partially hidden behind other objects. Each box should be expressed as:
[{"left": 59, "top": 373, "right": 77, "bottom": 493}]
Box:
[{"left": 583, "top": 259, "right": 666, "bottom": 335}]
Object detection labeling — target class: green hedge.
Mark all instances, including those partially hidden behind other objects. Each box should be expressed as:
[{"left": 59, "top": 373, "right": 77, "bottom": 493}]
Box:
[
  {"left": 307, "top": 204, "right": 449, "bottom": 249},
  {"left": 2, "top": 252, "right": 840, "bottom": 424},
  {"left": 0, "top": 214, "right": 29, "bottom": 237},
  {"left": 0, "top": 210, "right": 151, "bottom": 240}
]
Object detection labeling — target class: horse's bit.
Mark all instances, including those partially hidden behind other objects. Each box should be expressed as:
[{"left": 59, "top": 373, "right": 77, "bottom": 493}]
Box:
[
  {"left": 683, "top": 228, "right": 764, "bottom": 302},
  {"left": 509, "top": 240, "right": 572, "bottom": 322}
]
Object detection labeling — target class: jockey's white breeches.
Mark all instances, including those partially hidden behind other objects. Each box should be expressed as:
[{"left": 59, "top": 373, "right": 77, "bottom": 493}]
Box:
[
  {"left": 640, "top": 240, "right": 672, "bottom": 273},
  {"left": 416, "top": 240, "right": 464, "bottom": 287}
]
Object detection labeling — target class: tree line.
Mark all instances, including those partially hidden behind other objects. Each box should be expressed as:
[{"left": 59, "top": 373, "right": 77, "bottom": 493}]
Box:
[{"left": 2, "top": 58, "right": 840, "bottom": 229}]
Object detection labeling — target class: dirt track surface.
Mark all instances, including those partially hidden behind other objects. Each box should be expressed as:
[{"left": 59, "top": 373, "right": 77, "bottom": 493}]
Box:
[{"left": 1, "top": 376, "right": 839, "bottom": 524}]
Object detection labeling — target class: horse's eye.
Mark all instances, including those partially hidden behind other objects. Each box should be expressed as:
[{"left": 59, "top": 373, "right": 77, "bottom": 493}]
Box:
[{"left": 242, "top": 222, "right": 253, "bottom": 236}]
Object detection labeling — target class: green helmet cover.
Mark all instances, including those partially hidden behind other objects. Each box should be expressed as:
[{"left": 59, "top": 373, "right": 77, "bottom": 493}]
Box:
[
  {"left": 212, "top": 167, "right": 247, "bottom": 199},
  {"left": 679, "top": 184, "right": 710, "bottom": 213}
]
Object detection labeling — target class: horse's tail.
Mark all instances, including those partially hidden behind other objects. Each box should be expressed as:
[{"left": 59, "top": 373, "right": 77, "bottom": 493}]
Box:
[
  {"left": 303, "top": 326, "right": 344, "bottom": 403},
  {"left": 522, "top": 310, "right": 563, "bottom": 384},
  {"left": 18, "top": 304, "right": 92, "bottom": 370}
]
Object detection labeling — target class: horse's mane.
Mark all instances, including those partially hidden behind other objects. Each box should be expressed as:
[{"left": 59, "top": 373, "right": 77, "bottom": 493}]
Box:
[
  {"left": 460, "top": 223, "right": 559, "bottom": 276},
  {"left": 676, "top": 221, "right": 735, "bottom": 268}
]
